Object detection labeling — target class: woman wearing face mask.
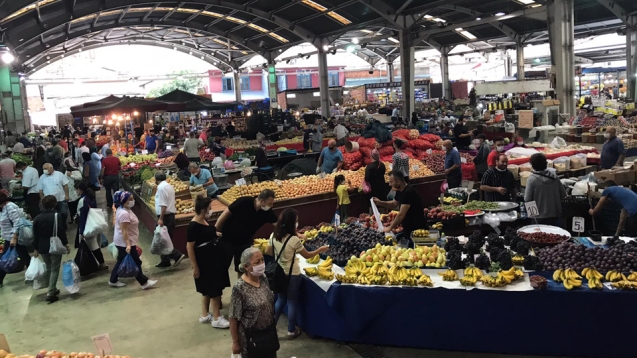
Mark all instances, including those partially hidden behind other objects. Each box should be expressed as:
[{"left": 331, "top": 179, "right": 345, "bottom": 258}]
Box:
[
  {"left": 75, "top": 182, "right": 107, "bottom": 272},
  {"left": 266, "top": 208, "right": 328, "bottom": 340},
  {"left": 109, "top": 190, "right": 157, "bottom": 289},
  {"left": 187, "top": 195, "right": 230, "bottom": 329},
  {"left": 0, "top": 191, "right": 32, "bottom": 288},
  {"left": 229, "top": 247, "right": 278, "bottom": 358}
]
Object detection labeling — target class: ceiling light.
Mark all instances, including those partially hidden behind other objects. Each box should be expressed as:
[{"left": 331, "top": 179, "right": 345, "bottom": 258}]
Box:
[
  {"left": 279, "top": 49, "right": 283, "bottom": 52},
  {"left": 530, "top": 4, "right": 542, "bottom": 7},
  {"left": 534, "top": 58, "right": 540, "bottom": 63},
  {"left": 495, "top": 12, "right": 506, "bottom": 16},
  {"left": 476, "top": 17, "right": 482, "bottom": 21},
  {"left": 352, "top": 38, "right": 359, "bottom": 44},
  {"left": 388, "top": 37, "right": 399, "bottom": 43},
  {"left": 517, "top": 0, "right": 535, "bottom": 4},
  {"left": 459, "top": 31, "right": 477, "bottom": 40},
  {"left": 1, "top": 52, "right": 15, "bottom": 64},
  {"left": 323, "top": 45, "right": 329, "bottom": 51},
  {"left": 455, "top": 28, "right": 463, "bottom": 31}
]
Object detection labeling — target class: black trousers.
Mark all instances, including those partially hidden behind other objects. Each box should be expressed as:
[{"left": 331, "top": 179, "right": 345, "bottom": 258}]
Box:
[
  {"left": 103, "top": 175, "right": 120, "bottom": 208},
  {"left": 0, "top": 241, "right": 31, "bottom": 284},
  {"left": 158, "top": 213, "right": 183, "bottom": 263},
  {"left": 188, "top": 157, "right": 201, "bottom": 163},
  {"left": 68, "top": 199, "right": 79, "bottom": 222},
  {"left": 25, "top": 193, "right": 41, "bottom": 220},
  {"left": 109, "top": 245, "right": 148, "bottom": 285}
]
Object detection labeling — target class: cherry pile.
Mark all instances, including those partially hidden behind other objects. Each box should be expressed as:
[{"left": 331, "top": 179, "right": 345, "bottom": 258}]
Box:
[{"left": 519, "top": 232, "right": 569, "bottom": 244}]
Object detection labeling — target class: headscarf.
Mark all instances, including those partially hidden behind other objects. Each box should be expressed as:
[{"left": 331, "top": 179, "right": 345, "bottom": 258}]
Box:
[
  {"left": 371, "top": 148, "right": 381, "bottom": 169},
  {"left": 113, "top": 190, "right": 132, "bottom": 209}
]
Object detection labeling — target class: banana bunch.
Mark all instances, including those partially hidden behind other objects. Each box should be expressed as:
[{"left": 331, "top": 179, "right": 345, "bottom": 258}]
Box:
[
  {"left": 444, "top": 196, "right": 461, "bottom": 204},
  {"left": 304, "top": 267, "right": 318, "bottom": 276},
  {"left": 369, "top": 262, "right": 388, "bottom": 276},
  {"left": 387, "top": 266, "right": 408, "bottom": 285},
  {"left": 588, "top": 277, "right": 603, "bottom": 289},
  {"left": 464, "top": 265, "right": 483, "bottom": 278},
  {"left": 499, "top": 266, "right": 525, "bottom": 284},
  {"left": 252, "top": 239, "right": 269, "bottom": 253},
  {"left": 412, "top": 229, "right": 430, "bottom": 237},
  {"left": 335, "top": 274, "right": 358, "bottom": 283},
  {"left": 481, "top": 274, "right": 510, "bottom": 287},
  {"left": 418, "top": 274, "right": 433, "bottom": 287},
  {"left": 345, "top": 260, "right": 370, "bottom": 276},
  {"left": 319, "top": 226, "right": 334, "bottom": 233},
  {"left": 582, "top": 267, "right": 603, "bottom": 281},
  {"left": 431, "top": 222, "right": 443, "bottom": 230},
  {"left": 605, "top": 270, "right": 624, "bottom": 282},
  {"left": 611, "top": 276, "right": 637, "bottom": 289},
  {"left": 317, "top": 257, "right": 334, "bottom": 280},
  {"left": 563, "top": 277, "right": 582, "bottom": 290},
  {"left": 306, "top": 255, "right": 320, "bottom": 264},
  {"left": 438, "top": 269, "right": 458, "bottom": 281},
  {"left": 460, "top": 275, "right": 478, "bottom": 286},
  {"left": 512, "top": 254, "right": 525, "bottom": 266},
  {"left": 552, "top": 268, "right": 581, "bottom": 283},
  {"left": 304, "top": 229, "right": 318, "bottom": 240},
  {"left": 402, "top": 277, "right": 419, "bottom": 286},
  {"left": 357, "top": 275, "right": 371, "bottom": 285},
  {"left": 368, "top": 275, "right": 387, "bottom": 285},
  {"left": 406, "top": 268, "right": 423, "bottom": 279},
  {"left": 628, "top": 272, "right": 637, "bottom": 281}
]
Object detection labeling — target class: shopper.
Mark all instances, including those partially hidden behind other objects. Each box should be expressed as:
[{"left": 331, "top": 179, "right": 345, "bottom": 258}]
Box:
[
  {"left": 308, "top": 124, "right": 323, "bottom": 153},
  {"left": 34, "top": 147, "right": 46, "bottom": 176},
  {"left": 373, "top": 170, "right": 426, "bottom": 238},
  {"left": 0, "top": 152, "right": 16, "bottom": 190},
  {"left": 334, "top": 174, "right": 351, "bottom": 220},
  {"left": 38, "top": 163, "right": 70, "bottom": 220},
  {"left": 77, "top": 141, "right": 89, "bottom": 167},
  {"left": 487, "top": 137, "right": 505, "bottom": 168},
  {"left": 317, "top": 140, "right": 343, "bottom": 174},
  {"left": 100, "top": 149, "right": 121, "bottom": 209},
  {"left": 229, "top": 247, "right": 278, "bottom": 357},
  {"left": 46, "top": 139, "right": 64, "bottom": 171},
  {"left": 267, "top": 208, "right": 328, "bottom": 339},
  {"left": 334, "top": 120, "right": 349, "bottom": 146},
  {"left": 453, "top": 117, "right": 474, "bottom": 149},
  {"left": 215, "top": 189, "right": 277, "bottom": 275},
  {"left": 600, "top": 127, "right": 626, "bottom": 169},
  {"left": 4, "top": 131, "right": 16, "bottom": 147},
  {"left": 16, "top": 162, "right": 40, "bottom": 219},
  {"left": 480, "top": 154, "right": 516, "bottom": 202},
  {"left": 174, "top": 152, "right": 190, "bottom": 173},
  {"left": 75, "top": 182, "right": 107, "bottom": 271},
  {"left": 32, "top": 195, "right": 68, "bottom": 303},
  {"left": 64, "top": 157, "right": 83, "bottom": 223},
  {"left": 101, "top": 138, "right": 114, "bottom": 157},
  {"left": 145, "top": 130, "right": 159, "bottom": 154},
  {"left": 154, "top": 171, "right": 185, "bottom": 268},
  {"left": 524, "top": 153, "right": 566, "bottom": 226},
  {"left": 589, "top": 181, "right": 637, "bottom": 236},
  {"left": 392, "top": 138, "right": 410, "bottom": 183},
  {"left": 0, "top": 191, "right": 32, "bottom": 288},
  {"left": 184, "top": 132, "right": 204, "bottom": 163},
  {"left": 473, "top": 133, "right": 490, "bottom": 180},
  {"left": 365, "top": 149, "right": 389, "bottom": 202},
  {"left": 109, "top": 190, "right": 158, "bottom": 289},
  {"left": 442, "top": 140, "right": 462, "bottom": 189},
  {"left": 187, "top": 196, "right": 230, "bottom": 328},
  {"left": 188, "top": 163, "right": 218, "bottom": 198}
]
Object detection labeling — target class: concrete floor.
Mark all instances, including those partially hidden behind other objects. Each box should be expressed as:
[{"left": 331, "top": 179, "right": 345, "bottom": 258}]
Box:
[{"left": 1, "top": 191, "right": 564, "bottom": 358}]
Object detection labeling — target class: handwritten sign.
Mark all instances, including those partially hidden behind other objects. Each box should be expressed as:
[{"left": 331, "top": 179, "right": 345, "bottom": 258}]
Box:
[
  {"left": 518, "top": 110, "right": 534, "bottom": 129},
  {"left": 141, "top": 150, "right": 148, "bottom": 154},
  {"left": 572, "top": 216, "right": 585, "bottom": 233},
  {"left": 525, "top": 201, "right": 539, "bottom": 217},
  {"left": 92, "top": 333, "right": 113, "bottom": 355}
]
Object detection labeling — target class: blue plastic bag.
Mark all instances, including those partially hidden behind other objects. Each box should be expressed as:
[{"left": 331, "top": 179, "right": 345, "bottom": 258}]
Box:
[
  {"left": 117, "top": 254, "right": 139, "bottom": 278},
  {"left": 100, "top": 233, "right": 108, "bottom": 248},
  {"left": 0, "top": 247, "right": 20, "bottom": 273},
  {"left": 62, "top": 260, "right": 81, "bottom": 294}
]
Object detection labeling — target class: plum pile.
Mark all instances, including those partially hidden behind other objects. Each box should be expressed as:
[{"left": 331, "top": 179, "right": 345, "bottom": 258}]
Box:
[
  {"left": 304, "top": 224, "right": 387, "bottom": 267},
  {"left": 536, "top": 241, "right": 637, "bottom": 272}
]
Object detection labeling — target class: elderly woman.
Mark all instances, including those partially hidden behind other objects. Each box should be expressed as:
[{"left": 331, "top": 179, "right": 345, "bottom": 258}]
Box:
[
  {"left": 32, "top": 195, "right": 69, "bottom": 303},
  {"left": 109, "top": 190, "right": 157, "bottom": 289},
  {"left": 0, "top": 191, "right": 31, "bottom": 288},
  {"left": 188, "top": 163, "right": 218, "bottom": 198},
  {"left": 229, "top": 247, "right": 278, "bottom": 358},
  {"left": 364, "top": 149, "right": 389, "bottom": 202}
]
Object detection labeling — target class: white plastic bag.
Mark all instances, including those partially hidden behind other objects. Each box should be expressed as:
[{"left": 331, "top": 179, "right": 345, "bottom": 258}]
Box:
[
  {"left": 549, "top": 136, "right": 567, "bottom": 149},
  {"left": 62, "top": 260, "right": 81, "bottom": 294},
  {"left": 83, "top": 208, "right": 108, "bottom": 237},
  {"left": 107, "top": 242, "right": 119, "bottom": 260},
  {"left": 25, "top": 256, "right": 46, "bottom": 282},
  {"left": 151, "top": 226, "right": 175, "bottom": 256}
]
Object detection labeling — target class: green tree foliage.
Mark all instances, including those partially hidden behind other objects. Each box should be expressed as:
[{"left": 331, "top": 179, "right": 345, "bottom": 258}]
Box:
[{"left": 146, "top": 71, "right": 203, "bottom": 98}]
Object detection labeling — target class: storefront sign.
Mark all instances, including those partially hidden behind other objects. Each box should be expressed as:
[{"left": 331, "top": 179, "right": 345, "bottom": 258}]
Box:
[{"left": 365, "top": 80, "right": 430, "bottom": 90}]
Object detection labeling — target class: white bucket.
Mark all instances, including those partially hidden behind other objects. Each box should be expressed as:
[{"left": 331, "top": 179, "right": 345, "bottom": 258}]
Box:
[{"left": 345, "top": 141, "right": 360, "bottom": 152}]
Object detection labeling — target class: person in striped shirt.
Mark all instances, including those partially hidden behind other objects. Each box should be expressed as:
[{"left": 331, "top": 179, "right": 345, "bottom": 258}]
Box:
[{"left": 480, "top": 154, "right": 516, "bottom": 202}]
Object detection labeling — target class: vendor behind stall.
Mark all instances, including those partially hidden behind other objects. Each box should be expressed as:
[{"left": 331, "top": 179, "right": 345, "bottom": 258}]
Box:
[
  {"left": 317, "top": 140, "right": 343, "bottom": 174},
  {"left": 255, "top": 141, "right": 269, "bottom": 168},
  {"left": 480, "top": 154, "right": 515, "bottom": 202},
  {"left": 589, "top": 182, "right": 637, "bottom": 236},
  {"left": 308, "top": 124, "right": 323, "bottom": 153},
  {"left": 373, "top": 170, "right": 426, "bottom": 238},
  {"left": 487, "top": 137, "right": 505, "bottom": 168},
  {"left": 443, "top": 140, "right": 462, "bottom": 189},
  {"left": 453, "top": 117, "right": 474, "bottom": 149},
  {"left": 600, "top": 127, "right": 625, "bottom": 169},
  {"left": 189, "top": 163, "right": 218, "bottom": 198}
]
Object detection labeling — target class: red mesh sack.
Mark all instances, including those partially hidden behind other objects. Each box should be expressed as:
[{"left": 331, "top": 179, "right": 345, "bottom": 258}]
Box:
[{"left": 357, "top": 137, "right": 377, "bottom": 149}]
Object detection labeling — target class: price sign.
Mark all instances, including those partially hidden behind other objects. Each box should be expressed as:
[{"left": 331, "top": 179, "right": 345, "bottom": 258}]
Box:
[
  {"left": 525, "top": 201, "right": 540, "bottom": 217},
  {"left": 462, "top": 180, "right": 474, "bottom": 189},
  {"left": 155, "top": 163, "right": 161, "bottom": 167},
  {"left": 92, "top": 333, "right": 113, "bottom": 355},
  {"left": 141, "top": 150, "right": 148, "bottom": 154},
  {"left": 235, "top": 178, "right": 247, "bottom": 186},
  {"left": 129, "top": 163, "right": 136, "bottom": 168},
  {"left": 426, "top": 149, "right": 432, "bottom": 155},
  {"left": 572, "top": 216, "right": 585, "bottom": 233},
  {"left": 412, "top": 165, "right": 420, "bottom": 171}
]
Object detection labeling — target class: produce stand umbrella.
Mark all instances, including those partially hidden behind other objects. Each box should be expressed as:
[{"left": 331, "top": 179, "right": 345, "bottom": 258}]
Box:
[
  {"left": 183, "top": 99, "right": 237, "bottom": 111},
  {"left": 69, "top": 94, "right": 121, "bottom": 112},
  {"left": 155, "top": 89, "right": 211, "bottom": 103},
  {"left": 70, "top": 97, "right": 171, "bottom": 117}
]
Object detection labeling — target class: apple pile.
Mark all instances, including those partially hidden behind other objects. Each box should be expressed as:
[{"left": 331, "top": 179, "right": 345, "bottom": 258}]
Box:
[
  {"left": 424, "top": 207, "right": 460, "bottom": 221},
  {"left": 354, "top": 244, "right": 447, "bottom": 268},
  {"left": 360, "top": 211, "right": 403, "bottom": 233}
]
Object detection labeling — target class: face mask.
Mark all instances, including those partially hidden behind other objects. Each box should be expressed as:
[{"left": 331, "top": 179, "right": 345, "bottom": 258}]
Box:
[
  {"left": 604, "top": 133, "right": 610, "bottom": 139},
  {"left": 262, "top": 205, "right": 271, "bottom": 211},
  {"left": 517, "top": 141, "right": 524, "bottom": 146},
  {"left": 472, "top": 140, "right": 480, "bottom": 146},
  {"left": 126, "top": 200, "right": 135, "bottom": 208},
  {"left": 251, "top": 262, "right": 266, "bottom": 276},
  {"left": 496, "top": 146, "right": 504, "bottom": 152}
]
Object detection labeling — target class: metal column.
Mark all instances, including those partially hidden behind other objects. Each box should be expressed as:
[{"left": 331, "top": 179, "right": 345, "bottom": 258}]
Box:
[
  {"left": 627, "top": 26, "right": 637, "bottom": 100},
  {"left": 516, "top": 41, "right": 526, "bottom": 80},
  {"left": 504, "top": 52, "right": 512, "bottom": 77},
  {"left": 318, "top": 50, "right": 330, "bottom": 119},
  {"left": 0, "top": 65, "right": 27, "bottom": 133},
  {"left": 440, "top": 47, "right": 451, "bottom": 100},
  {"left": 233, "top": 70, "right": 242, "bottom": 102},
  {"left": 267, "top": 61, "right": 278, "bottom": 109},
  {"left": 399, "top": 29, "right": 415, "bottom": 117},
  {"left": 548, "top": 0, "right": 575, "bottom": 117},
  {"left": 387, "top": 62, "right": 395, "bottom": 82}
]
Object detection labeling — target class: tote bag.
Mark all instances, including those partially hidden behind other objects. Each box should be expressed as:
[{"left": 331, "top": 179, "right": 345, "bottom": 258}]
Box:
[{"left": 49, "top": 213, "right": 68, "bottom": 255}]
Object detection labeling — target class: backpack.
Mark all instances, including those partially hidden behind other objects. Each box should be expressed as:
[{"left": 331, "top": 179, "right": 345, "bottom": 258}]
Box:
[{"left": 265, "top": 235, "right": 295, "bottom": 293}]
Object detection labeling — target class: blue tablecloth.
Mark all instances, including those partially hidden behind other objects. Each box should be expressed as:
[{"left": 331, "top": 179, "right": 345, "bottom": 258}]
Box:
[{"left": 297, "top": 275, "right": 636, "bottom": 357}]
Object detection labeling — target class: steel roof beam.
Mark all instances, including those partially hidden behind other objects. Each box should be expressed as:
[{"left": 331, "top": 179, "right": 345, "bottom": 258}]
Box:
[
  {"left": 183, "top": 5, "right": 212, "bottom": 24},
  {"left": 437, "top": 4, "right": 521, "bottom": 42},
  {"left": 142, "top": 4, "right": 160, "bottom": 21},
  {"left": 161, "top": 3, "right": 184, "bottom": 21},
  {"left": 355, "top": 0, "right": 417, "bottom": 29},
  {"left": 595, "top": 0, "right": 634, "bottom": 25}
]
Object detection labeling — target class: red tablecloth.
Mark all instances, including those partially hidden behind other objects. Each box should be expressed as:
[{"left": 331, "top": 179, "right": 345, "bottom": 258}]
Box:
[{"left": 507, "top": 148, "right": 599, "bottom": 166}]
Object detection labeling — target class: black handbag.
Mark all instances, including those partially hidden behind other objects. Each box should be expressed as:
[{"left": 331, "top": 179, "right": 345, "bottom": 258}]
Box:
[
  {"left": 74, "top": 238, "right": 99, "bottom": 277},
  {"left": 245, "top": 323, "right": 280, "bottom": 355},
  {"left": 265, "top": 235, "right": 295, "bottom": 293}
]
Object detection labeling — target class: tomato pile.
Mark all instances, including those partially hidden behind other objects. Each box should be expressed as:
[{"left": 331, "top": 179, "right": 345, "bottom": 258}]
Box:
[
  {"left": 424, "top": 207, "right": 460, "bottom": 221},
  {"left": 199, "top": 147, "right": 215, "bottom": 161}
]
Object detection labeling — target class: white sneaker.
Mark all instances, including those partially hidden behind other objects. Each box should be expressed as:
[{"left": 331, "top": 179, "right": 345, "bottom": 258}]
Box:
[
  {"left": 109, "top": 281, "right": 126, "bottom": 288},
  {"left": 141, "top": 279, "right": 158, "bottom": 290},
  {"left": 199, "top": 313, "right": 213, "bottom": 323},
  {"left": 211, "top": 316, "right": 230, "bottom": 329}
]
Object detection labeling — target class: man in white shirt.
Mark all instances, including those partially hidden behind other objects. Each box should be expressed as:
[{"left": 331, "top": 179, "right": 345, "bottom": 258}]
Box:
[
  {"left": 154, "top": 171, "right": 185, "bottom": 268},
  {"left": 334, "top": 120, "right": 349, "bottom": 146},
  {"left": 37, "top": 163, "right": 70, "bottom": 219},
  {"left": 16, "top": 161, "right": 40, "bottom": 219}
]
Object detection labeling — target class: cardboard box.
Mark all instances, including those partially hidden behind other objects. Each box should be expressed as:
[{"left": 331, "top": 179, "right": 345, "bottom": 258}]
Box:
[
  {"left": 614, "top": 170, "right": 636, "bottom": 185},
  {"left": 594, "top": 170, "right": 616, "bottom": 183}
]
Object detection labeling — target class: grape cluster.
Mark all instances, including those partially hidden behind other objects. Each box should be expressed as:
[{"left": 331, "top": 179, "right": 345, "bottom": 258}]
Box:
[
  {"left": 304, "top": 224, "right": 387, "bottom": 267},
  {"left": 444, "top": 237, "right": 462, "bottom": 252},
  {"left": 447, "top": 250, "right": 464, "bottom": 270},
  {"left": 486, "top": 232, "right": 505, "bottom": 252},
  {"left": 464, "top": 230, "right": 485, "bottom": 256},
  {"left": 475, "top": 251, "right": 491, "bottom": 270},
  {"left": 523, "top": 255, "right": 543, "bottom": 270},
  {"left": 536, "top": 241, "right": 637, "bottom": 272},
  {"left": 497, "top": 250, "right": 513, "bottom": 270},
  {"left": 513, "top": 241, "right": 531, "bottom": 255}
]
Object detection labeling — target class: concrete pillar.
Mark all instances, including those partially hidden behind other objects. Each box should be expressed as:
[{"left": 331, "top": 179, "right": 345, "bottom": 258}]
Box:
[
  {"left": 267, "top": 61, "right": 278, "bottom": 109},
  {"left": 548, "top": 0, "right": 575, "bottom": 116},
  {"left": 317, "top": 50, "right": 330, "bottom": 118},
  {"left": 0, "top": 65, "right": 28, "bottom": 134},
  {"left": 233, "top": 70, "right": 242, "bottom": 102},
  {"left": 387, "top": 62, "right": 395, "bottom": 82},
  {"left": 399, "top": 29, "right": 415, "bottom": 118},
  {"left": 627, "top": 26, "right": 637, "bottom": 100},
  {"left": 516, "top": 42, "right": 526, "bottom": 80},
  {"left": 440, "top": 47, "right": 451, "bottom": 100},
  {"left": 504, "top": 52, "right": 512, "bottom": 77}
]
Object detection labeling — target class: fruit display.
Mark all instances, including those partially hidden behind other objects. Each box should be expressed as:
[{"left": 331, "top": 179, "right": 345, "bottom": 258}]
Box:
[
  {"left": 460, "top": 274, "right": 478, "bottom": 286},
  {"left": 317, "top": 257, "right": 334, "bottom": 280},
  {"left": 443, "top": 196, "right": 462, "bottom": 205},
  {"left": 536, "top": 240, "right": 637, "bottom": 272},
  {"left": 439, "top": 269, "right": 458, "bottom": 281},
  {"left": 118, "top": 153, "right": 158, "bottom": 167},
  {"left": 303, "top": 224, "right": 388, "bottom": 267},
  {"left": 252, "top": 238, "right": 269, "bottom": 253},
  {"left": 480, "top": 267, "right": 524, "bottom": 287},
  {"left": 0, "top": 350, "right": 138, "bottom": 358},
  {"left": 383, "top": 159, "right": 435, "bottom": 181},
  {"left": 441, "top": 201, "right": 499, "bottom": 213},
  {"left": 175, "top": 199, "right": 194, "bottom": 214},
  {"left": 412, "top": 229, "right": 430, "bottom": 237},
  {"left": 553, "top": 268, "right": 583, "bottom": 290},
  {"left": 304, "top": 228, "right": 319, "bottom": 240},
  {"left": 336, "top": 261, "right": 433, "bottom": 287},
  {"left": 158, "top": 149, "right": 175, "bottom": 158},
  {"left": 219, "top": 181, "right": 286, "bottom": 204},
  {"left": 518, "top": 232, "right": 569, "bottom": 245},
  {"left": 424, "top": 207, "right": 460, "bottom": 221},
  {"left": 306, "top": 255, "right": 320, "bottom": 264},
  {"left": 199, "top": 147, "right": 215, "bottom": 161}
]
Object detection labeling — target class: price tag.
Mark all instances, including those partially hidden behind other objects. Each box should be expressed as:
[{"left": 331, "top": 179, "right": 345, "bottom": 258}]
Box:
[
  {"left": 205, "top": 148, "right": 210, "bottom": 152},
  {"left": 572, "top": 216, "right": 585, "bottom": 233},
  {"left": 92, "top": 333, "right": 113, "bottom": 355},
  {"left": 525, "top": 201, "right": 539, "bottom": 217},
  {"left": 129, "top": 163, "right": 136, "bottom": 168},
  {"left": 426, "top": 149, "right": 432, "bottom": 155},
  {"left": 440, "top": 193, "right": 445, "bottom": 204},
  {"left": 155, "top": 163, "right": 161, "bottom": 167},
  {"left": 235, "top": 178, "right": 246, "bottom": 186},
  {"left": 141, "top": 150, "right": 148, "bottom": 154}
]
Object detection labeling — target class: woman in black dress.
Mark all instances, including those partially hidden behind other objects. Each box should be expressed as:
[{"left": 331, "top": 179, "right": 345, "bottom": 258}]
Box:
[
  {"left": 186, "top": 195, "right": 231, "bottom": 329},
  {"left": 365, "top": 149, "right": 390, "bottom": 202}
]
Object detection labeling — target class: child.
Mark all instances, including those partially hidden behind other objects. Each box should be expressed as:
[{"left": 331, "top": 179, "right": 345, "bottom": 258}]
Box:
[{"left": 334, "top": 174, "right": 351, "bottom": 222}]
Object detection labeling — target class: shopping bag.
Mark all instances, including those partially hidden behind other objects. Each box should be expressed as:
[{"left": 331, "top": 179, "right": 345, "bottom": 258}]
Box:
[
  {"left": 83, "top": 208, "right": 108, "bottom": 237},
  {"left": 49, "top": 213, "right": 68, "bottom": 255},
  {"left": 107, "top": 242, "right": 119, "bottom": 260},
  {"left": 17, "top": 218, "right": 34, "bottom": 246},
  {"left": 25, "top": 256, "right": 46, "bottom": 282},
  {"left": 0, "top": 247, "right": 20, "bottom": 273},
  {"left": 62, "top": 260, "right": 81, "bottom": 294},
  {"left": 150, "top": 226, "right": 174, "bottom": 256},
  {"left": 100, "top": 233, "right": 109, "bottom": 248},
  {"left": 362, "top": 180, "right": 371, "bottom": 194},
  {"left": 117, "top": 254, "right": 139, "bottom": 278},
  {"left": 74, "top": 239, "right": 99, "bottom": 277}
]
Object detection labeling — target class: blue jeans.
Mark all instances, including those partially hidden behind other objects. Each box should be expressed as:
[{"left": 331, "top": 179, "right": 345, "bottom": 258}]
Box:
[
  {"left": 274, "top": 274, "right": 302, "bottom": 332},
  {"left": 56, "top": 201, "right": 69, "bottom": 222}
]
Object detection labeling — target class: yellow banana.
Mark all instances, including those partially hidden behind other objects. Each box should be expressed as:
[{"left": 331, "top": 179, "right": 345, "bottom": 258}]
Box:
[{"left": 553, "top": 269, "right": 563, "bottom": 282}]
